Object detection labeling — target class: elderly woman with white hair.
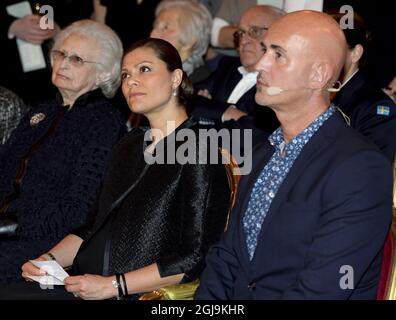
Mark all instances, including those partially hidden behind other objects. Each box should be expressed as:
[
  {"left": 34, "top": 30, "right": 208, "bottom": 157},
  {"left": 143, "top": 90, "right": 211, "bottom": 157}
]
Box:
[
  {"left": 150, "top": 0, "right": 212, "bottom": 84},
  {"left": 0, "top": 19, "right": 125, "bottom": 284}
]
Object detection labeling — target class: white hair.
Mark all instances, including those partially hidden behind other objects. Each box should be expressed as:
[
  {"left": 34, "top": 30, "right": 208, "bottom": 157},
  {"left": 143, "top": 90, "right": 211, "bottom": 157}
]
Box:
[
  {"left": 155, "top": 0, "right": 212, "bottom": 75},
  {"left": 52, "top": 19, "right": 123, "bottom": 98}
]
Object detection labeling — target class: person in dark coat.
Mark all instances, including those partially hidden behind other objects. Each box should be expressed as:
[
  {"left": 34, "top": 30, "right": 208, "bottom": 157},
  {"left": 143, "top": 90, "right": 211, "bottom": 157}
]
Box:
[
  {"left": 0, "top": 20, "right": 125, "bottom": 284},
  {"left": 1, "top": 38, "right": 230, "bottom": 300},
  {"left": 196, "top": 11, "right": 392, "bottom": 300},
  {"left": 330, "top": 12, "right": 396, "bottom": 163},
  {"left": 150, "top": 0, "right": 213, "bottom": 85},
  {"left": 0, "top": 0, "right": 93, "bottom": 105},
  {"left": 191, "top": 5, "right": 283, "bottom": 142}
]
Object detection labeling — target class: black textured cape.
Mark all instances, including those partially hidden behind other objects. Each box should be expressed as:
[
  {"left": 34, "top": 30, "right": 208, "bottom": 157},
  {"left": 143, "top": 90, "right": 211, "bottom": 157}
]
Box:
[{"left": 73, "top": 118, "right": 231, "bottom": 292}]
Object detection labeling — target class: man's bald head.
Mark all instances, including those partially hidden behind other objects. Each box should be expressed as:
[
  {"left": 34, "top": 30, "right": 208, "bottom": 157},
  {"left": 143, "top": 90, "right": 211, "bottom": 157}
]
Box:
[{"left": 268, "top": 10, "right": 347, "bottom": 85}]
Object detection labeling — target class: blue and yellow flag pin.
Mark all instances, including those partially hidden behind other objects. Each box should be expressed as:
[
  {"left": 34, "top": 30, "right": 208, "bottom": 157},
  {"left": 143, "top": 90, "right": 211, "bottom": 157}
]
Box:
[{"left": 377, "top": 105, "right": 390, "bottom": 116}]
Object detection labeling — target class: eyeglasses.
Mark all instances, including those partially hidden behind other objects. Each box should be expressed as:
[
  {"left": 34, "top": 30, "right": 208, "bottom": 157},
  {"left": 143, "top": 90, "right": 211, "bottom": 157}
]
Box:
[
  {"left": 233, "top": 26, "right": 268, "bottom": 46},
  {"left": 51, "top": 49, "right": 100, "bottom": 67}
]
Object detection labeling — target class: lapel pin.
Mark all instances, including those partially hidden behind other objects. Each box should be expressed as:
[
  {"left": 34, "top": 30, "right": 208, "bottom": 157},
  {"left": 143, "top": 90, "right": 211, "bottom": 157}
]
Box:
[{"left": 30, "top": 113, "right": 46, "bottom": 126}]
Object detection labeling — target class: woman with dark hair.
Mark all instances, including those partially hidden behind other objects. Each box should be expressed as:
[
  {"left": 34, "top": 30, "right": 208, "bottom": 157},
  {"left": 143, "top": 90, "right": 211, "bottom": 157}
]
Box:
[
  {"left": 329, "top": 12, "right": 396, "bottom": 163},
  {"left": 0, "top": 38, "right": 231, "bottom": 300}
]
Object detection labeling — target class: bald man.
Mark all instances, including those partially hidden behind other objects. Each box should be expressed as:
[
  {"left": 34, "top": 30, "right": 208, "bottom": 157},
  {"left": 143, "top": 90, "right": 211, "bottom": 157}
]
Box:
[
  {"left": 196, "top": 11, "right": 393, "bottom": 300},
  {"left": 191, "top": 5, "right": 283, "bottom": 138}
]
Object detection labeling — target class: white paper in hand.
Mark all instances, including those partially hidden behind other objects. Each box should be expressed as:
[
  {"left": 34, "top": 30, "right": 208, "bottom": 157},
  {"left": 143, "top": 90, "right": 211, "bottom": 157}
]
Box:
[{"left": 27, "top": 260, "right": 69, "bottom": 286}]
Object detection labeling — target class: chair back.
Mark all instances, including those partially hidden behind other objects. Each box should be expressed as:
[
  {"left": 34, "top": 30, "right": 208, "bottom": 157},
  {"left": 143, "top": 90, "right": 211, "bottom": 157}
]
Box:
[
  {"left": 139, "top": 149, "right": 241, "bottom": 300},
  {"left": 377, "top": 159, "right": 396, "bottom": 300}
]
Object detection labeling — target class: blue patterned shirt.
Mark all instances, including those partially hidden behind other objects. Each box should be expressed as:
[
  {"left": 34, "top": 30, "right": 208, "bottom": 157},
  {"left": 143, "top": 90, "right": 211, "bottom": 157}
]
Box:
[{"left": 243, "top": 105, "right": 336, "bottom": 260}]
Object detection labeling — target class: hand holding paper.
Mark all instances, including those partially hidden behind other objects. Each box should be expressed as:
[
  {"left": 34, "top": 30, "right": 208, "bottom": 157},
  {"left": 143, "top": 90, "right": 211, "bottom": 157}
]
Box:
[{"left": 26, "top": 260, "right": 69, "bottom": 286}]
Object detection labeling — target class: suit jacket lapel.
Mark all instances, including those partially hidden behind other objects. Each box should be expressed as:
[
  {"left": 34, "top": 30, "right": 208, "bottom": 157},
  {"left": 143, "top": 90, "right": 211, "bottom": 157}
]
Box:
[
  {"left": 232, "top": 140, "right": 274, "bottom": 268},
  {"left": 247, "top": 113, "right": 343, "bottom": 266}
]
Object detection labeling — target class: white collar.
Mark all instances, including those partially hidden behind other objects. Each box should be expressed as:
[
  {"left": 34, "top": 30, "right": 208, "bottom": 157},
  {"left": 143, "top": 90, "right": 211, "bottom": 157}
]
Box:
[
  {"left": 340, "top": 68, "right": 359, "bottom": 90},
  {"left": 238, "top": 66, "right": 258, "bottom": 78}
]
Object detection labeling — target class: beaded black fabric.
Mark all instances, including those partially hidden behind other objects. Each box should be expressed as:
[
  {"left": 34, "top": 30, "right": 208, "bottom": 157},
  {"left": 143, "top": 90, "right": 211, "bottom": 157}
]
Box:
[{"left": 0, "top": 89, "right": 126, "bottom": 284}]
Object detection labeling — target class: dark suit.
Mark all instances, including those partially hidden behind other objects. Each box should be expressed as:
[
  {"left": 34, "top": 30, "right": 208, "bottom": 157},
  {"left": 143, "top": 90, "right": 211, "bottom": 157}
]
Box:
[
  {"left": 196, "top": 111, "right": 393, "bottom": 299},
  {"left": 191, "top": 57, "right": 279, "bottom": 140},
  {"left": 333, "top": 70, "right": 396, "bottom": 163}
]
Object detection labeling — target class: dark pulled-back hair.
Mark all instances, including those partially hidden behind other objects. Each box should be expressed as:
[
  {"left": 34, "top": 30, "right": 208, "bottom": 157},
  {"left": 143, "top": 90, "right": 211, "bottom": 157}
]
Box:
[
  {"left": 124, "top": 38, "right": 193, "bottom": 110},
  {"left": 328, "top": 11, "right": 371, "bottom": 67}
]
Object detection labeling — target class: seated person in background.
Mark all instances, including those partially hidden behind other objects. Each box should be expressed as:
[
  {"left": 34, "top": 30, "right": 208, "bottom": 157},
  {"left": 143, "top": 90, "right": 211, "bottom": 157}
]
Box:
[
  {"left": 150, "top": 0, "right": 213, "bottom": 85},
  {"left": 196, "top": 11, "right": 393, "bottom": 300},
  {"left": 1, "top": 0, "right": 93, "bottom": 104},
  {"left": 191, "top": 5, "right": 283, "bottom": 140},
  {"left": 209, "top": 0, "right": 323, "bottom": 68},
  {"left": 0, "top": 20, "right": 126, "bottom": 284},
  {"left": 330, "top": 12, "right": 396, "bottom": 163},
  {"left": 128, "top": 0, "right": 213, "bottom": 128},
  {"left": 1, "top": 38, "right": 231, "bottom": 300},
  {"left": 0, "top": 86, "right": 28, "bottom": 144}
]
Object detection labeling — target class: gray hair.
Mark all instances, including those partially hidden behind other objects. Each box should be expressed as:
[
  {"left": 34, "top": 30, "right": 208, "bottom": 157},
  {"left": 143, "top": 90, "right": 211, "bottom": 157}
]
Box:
[
  {"left": 52, "top": 19, "right": 123, "bottom": 98},
  {"left": 155, "top": 0, "right": 212, "bottom": 76}
]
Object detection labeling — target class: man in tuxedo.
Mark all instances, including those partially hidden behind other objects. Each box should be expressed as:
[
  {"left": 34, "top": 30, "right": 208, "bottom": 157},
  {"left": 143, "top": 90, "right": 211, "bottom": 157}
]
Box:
[
  {"left": 191, "top": 5, "right": 283, "bottom": 138},
  {"left": 196, "top": 11, "right": 393, "bottom": 300}
]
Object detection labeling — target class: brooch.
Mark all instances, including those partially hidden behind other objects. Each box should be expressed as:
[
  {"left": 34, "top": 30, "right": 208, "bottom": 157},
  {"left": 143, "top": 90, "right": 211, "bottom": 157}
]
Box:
[{"left": 30, "top": 113, "right": 46, "bottom": 126}]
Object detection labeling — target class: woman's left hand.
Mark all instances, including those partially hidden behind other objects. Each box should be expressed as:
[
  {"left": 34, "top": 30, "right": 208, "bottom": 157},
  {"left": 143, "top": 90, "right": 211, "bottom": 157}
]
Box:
[{"left": 64, "top": 274, "right": 117, "bottom": 300}]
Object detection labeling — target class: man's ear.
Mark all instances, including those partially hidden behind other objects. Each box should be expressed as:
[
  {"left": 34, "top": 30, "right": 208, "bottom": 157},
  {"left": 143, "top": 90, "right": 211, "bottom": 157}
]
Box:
[
  {"left": 171, "top": 69, "right": 183, "bottom": 89},
  {"left": 350, "top": 44, "right": 364, "bottom": 64},
  {"left": 309, "top": 62, "right": 332, "bottom": 90}
]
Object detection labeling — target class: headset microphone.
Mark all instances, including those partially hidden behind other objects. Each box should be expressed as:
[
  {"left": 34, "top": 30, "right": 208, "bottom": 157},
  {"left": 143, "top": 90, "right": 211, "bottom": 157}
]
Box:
[
  {"left": 265, "top": 81, "right": 342, "bottom": 96},
  {"left": 266, "top": 86, "right": 283, "bottom": 96}
]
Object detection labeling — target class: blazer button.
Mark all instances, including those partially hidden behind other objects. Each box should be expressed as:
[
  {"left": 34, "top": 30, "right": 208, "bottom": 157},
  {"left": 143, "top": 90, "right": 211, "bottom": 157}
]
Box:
[{"left": 248, "top": 282, "right": 256, "bottom": 291}]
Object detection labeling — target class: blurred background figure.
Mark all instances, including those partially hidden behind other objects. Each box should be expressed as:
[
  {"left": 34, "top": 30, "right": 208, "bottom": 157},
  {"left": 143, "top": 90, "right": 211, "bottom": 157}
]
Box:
[
  {"left": 191, "top": 5, "right": 283, "bottom": 143},
  {"left": 150, "top": 0, "right": 213, "bottom": 84},
  {"left": 0, "top": 0, "right": 93, "bottom": 105},
  {"left": 0, "top": 20, "right": 125, "bottom": 284},
  {"left": 323, "top": 0, "right": 396, "bottom": 90},
  {"left": 208, "top": 0, "right": 323, "bottom": 69},
  {"left": 0, "top": 86, "right": 28, "bottom": 145},
  {"left": 330, "top": 12, "right": 396, "bottom": 163}
]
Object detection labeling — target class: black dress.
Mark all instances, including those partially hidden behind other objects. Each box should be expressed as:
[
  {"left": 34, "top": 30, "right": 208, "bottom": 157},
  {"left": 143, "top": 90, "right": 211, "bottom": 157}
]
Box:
[{"left": 71, "top": 119, "right": 231, "bottom": 295}]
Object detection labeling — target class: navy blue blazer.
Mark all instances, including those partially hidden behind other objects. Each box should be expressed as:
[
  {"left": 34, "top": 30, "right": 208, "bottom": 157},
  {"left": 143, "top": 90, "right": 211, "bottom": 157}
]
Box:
[
  {"left": 333, "top": 71, "right": 396, "bottom": 163},
  {"left": 191, "top": 57, "right": 279, "bottom": 136},
  {"left": 196, "top": 111, "right": 393, "bottom": 300}
]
